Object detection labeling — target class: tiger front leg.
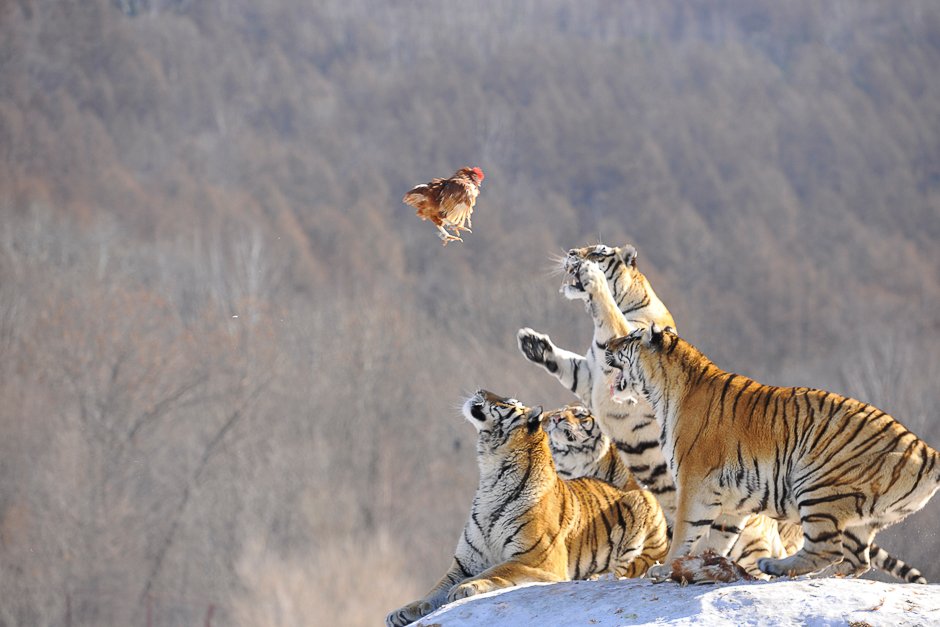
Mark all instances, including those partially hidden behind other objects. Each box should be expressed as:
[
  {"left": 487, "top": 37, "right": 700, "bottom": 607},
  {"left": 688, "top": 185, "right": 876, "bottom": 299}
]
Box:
[
  {"left": 612, "top": 492, "right": 669, "bottom": 578},
  {"left": 616, "top": 538, "right": 666, "bottom": 579},
  {"left": 517, "top": 328, "right": 591, "bottom": 401},
  {"left": 647, "top": 488, "right": 722, "bottom": 583},
  {"left": 694, "top": 513, "right": 750, "bottom": 558},
  {"left": 386, "top": 558, "right": 468, "bottom": 627},
  {"left": 447, "top": 561, "right": 564, "bottom": 602}
]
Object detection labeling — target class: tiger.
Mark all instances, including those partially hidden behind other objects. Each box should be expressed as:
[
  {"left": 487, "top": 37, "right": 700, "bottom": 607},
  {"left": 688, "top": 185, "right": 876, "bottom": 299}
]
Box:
[
  {"left": 544, "top": 404, "right": 795, "bottom": 579},
  {"left": 386, "top": 390, "right": 669, "bottom": 627},
  {"left": 543, "top": 404, "right": 640, "bottom": 491},
  {"left": 517, "top": 245, "right": 678, "bottom": 509},
  {"left": 605, "top": 324, "right": 939, "bottom": 583},
  {"left": 521, "top": 251, "right": 796, "bottom": 570}
]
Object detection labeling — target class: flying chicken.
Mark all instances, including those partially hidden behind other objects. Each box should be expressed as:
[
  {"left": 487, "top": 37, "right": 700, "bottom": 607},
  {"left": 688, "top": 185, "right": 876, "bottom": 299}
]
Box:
[{"left": 402, "top": 166, "right": 484, "bottom": 245}]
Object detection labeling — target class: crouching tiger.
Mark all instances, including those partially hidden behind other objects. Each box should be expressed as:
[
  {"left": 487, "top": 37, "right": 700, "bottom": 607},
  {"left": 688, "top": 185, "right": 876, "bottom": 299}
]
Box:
[
  {"left": 605, "top": 325, "right": 939, "bottom": 583},
  {"left": 386, "top": 390, "right": 668, "bottom": 627}
]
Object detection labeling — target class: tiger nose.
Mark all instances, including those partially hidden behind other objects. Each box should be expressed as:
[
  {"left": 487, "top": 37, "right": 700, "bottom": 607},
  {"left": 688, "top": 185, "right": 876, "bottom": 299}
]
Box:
[{"left": 567, "top": 249, "right": 576, "bottom": 256}]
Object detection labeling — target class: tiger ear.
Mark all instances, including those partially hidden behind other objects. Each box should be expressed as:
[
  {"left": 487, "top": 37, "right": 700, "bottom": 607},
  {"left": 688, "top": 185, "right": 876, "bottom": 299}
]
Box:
[
  {"left": 619, "top": 245, "right": 638, "bottom": 268},
  {"left": 526, "top": 406, "right": 544, "bottom": 432},
  {"left": 647, "top": 323, "right": 664, "bottom": 348}
]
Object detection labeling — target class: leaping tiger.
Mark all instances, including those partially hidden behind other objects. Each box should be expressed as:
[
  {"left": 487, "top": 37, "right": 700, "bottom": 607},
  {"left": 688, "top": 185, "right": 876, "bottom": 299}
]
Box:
[
  {"left": 606, "top": 325, "right": 938, "bottom": 583},
  {"left": 386, "top": 390, "right": 668, "bottom": 627}
]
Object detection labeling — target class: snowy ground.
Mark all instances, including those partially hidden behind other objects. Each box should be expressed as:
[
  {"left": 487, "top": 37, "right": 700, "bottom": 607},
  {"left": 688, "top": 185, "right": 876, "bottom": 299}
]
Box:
[{"left": 413, "top": 578, "right": 940, "bottom": 626}]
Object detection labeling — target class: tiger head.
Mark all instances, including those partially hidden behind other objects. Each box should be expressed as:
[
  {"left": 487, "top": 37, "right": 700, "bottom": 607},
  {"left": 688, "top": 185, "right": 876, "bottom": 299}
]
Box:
[
  {"left": 463, "top": 389, "right": 545, "bottom": 453},
  {"left": 606, "top": 324, "right": 678, "bottom": 404},
  {"left": 562, "top": 244, "right": 640, "bottom": 301},
  {"left": 543, "top": 405, "right": 611, "bottom": 479}
]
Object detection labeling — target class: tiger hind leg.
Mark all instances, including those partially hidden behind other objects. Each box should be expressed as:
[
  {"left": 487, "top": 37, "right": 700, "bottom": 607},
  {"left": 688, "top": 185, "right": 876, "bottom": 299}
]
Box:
[
  {"left": 821, "top": 525, "right": 877, "bottom": 579},
  {"left": 757, "top": 504, "right": 845, "bottom": 578},
  {"left": 823, "top": 524, "right": 927, "bottom": 583}
]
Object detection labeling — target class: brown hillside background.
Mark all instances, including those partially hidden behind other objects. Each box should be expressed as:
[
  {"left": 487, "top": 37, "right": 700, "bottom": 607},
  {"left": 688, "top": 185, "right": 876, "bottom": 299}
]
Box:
[{"left": 1, "top": 1, "right": 939, "bottom": 625}]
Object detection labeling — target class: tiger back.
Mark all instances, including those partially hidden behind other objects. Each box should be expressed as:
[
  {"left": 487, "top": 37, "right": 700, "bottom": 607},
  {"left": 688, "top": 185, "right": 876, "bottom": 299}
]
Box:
[{"left": 386, "top": 390, "right": 668, "bottom": 627}]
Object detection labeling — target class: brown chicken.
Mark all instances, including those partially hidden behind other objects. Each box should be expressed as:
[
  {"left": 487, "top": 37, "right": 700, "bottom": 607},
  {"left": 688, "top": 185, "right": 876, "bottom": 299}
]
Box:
[{"left": 402, "top": 166, "right": 484, "bottom": 245}]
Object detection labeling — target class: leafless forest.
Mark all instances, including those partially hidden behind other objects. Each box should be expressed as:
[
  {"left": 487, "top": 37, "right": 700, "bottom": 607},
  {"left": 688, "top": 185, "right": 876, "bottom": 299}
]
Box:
[{"left": 1, "top": 1, "right": 938, "bottom": 625}]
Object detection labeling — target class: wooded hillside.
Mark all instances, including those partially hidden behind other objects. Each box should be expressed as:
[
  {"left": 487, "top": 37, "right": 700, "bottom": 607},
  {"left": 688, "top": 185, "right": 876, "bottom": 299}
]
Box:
[{"left": 1, "top": 2, "right": 938, "bottom": 624}]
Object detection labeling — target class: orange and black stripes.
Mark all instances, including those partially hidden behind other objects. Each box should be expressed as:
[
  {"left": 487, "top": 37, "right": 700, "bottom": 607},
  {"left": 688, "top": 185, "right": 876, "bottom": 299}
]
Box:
[{"left": 607, "top": 326, "right": 939, "bottom": 583}]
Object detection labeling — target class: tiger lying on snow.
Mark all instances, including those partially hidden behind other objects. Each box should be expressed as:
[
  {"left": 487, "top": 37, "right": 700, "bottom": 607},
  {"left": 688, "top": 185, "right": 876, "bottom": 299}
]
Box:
[
  {"left": 386, "top": 390, "right": 668, "bottom": 627},
  {"left": 606, "top": 325, "right": 938, "bottom": 582}
]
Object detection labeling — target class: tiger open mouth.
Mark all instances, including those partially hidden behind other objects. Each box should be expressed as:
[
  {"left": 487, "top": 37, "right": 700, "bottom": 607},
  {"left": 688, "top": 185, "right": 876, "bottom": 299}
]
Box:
[
  {"left": 610, "top": 371, "right": 639, "bottom": 405},
  {"left": 560, "top": 256, "right": 585, "bottom": 293}
]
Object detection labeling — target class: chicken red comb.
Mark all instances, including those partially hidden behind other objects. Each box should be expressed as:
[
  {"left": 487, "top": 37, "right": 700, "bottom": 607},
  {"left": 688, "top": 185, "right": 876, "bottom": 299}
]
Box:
[{"left": 472, "top": 167, "right": 484, "bottom": 181}]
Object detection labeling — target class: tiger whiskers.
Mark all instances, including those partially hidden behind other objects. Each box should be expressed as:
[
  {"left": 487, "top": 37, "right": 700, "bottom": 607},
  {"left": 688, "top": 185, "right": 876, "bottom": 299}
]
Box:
[{"left": 545, "top": 249, "right": 569, "bottom": 278}]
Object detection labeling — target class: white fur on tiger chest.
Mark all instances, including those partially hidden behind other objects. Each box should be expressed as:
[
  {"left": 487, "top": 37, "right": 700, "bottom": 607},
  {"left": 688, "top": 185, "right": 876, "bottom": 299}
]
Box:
[
  {"left": 471, "top": 470, "right": 556, "bottom": 561},
  {"left": 563, "top": 273, "right": 676, "bottom": 516},
  {"left": 588, "top": 346, "right": 675, "bottom": 511}
]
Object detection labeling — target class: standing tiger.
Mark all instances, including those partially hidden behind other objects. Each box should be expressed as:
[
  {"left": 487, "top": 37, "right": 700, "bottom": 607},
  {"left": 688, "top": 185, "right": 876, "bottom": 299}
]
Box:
[
  {"left": 386, "top": 390, "right": 668, "bottom": 627},
  {"left": 605, "top": 325, "right": 939, "bottom": 582},
  {"left": 544, "top": 404, "right": 796, "bottom": 579}
]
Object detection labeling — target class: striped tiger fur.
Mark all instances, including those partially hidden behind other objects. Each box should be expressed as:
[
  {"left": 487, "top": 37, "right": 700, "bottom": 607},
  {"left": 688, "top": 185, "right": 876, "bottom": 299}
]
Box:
[
  {"left": 543, "top": 404, "right": 640, "bottom": 491},
  {"left": 522, "top": 251, "right": 797, "bottom": 573},
  {"left": 386, "top": 390, "right": 668, "bottom": 627},
  {"left": 544, "top": 404, "right": 799, "bottom": 578},
  {"left": 605, "top": 325, "right": 939, "bottom": 583},
  {"left": 517, "top": 245, "right": 677, "bottom": 509}
]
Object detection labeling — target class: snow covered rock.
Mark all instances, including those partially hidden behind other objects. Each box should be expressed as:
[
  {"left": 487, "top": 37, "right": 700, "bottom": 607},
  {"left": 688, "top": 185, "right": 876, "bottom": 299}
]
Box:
[{"left": 412, "top": 578, "right": 940, "bottom": 626}]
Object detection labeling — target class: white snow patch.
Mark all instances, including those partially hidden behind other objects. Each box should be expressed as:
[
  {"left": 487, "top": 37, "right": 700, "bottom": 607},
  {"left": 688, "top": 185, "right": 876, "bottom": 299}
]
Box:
[{"left": 413, "top": 578, "right": 940, "bottom": 626}]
